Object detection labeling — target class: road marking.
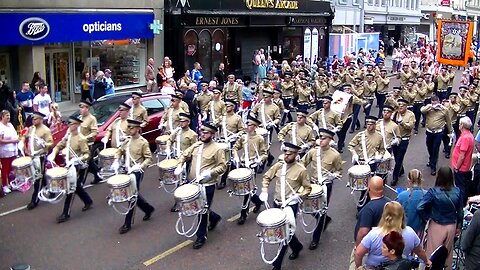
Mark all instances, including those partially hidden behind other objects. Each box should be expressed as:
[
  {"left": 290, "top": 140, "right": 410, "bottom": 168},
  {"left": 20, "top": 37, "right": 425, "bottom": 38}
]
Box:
[
  {"left": 227, "top": 207, "right": 255, "bottom": 222},
  {"left": 143, "top": 240, "right": 193, "bottom": 266},
  {"left": 0, "top": 205, "right": 27, "bottom": 217}
]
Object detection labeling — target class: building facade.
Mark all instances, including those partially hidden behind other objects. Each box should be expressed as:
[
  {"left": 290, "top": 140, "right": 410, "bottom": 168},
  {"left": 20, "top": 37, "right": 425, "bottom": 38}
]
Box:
[
  {"left": 164, "top": 0, "right": 334, "bottom": 81},
  {"left": 331, "top": 0, "right": 362, "bottom": 33},
  {"left": 0, "top": 0, "right": 164, "bottom": 105}
]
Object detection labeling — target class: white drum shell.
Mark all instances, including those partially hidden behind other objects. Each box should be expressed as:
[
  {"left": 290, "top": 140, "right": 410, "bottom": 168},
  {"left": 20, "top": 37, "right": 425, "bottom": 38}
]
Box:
[
  {"left": 174, "top": 184, "right": 205, "bottom": 216},
  {"left": 256, "top": 208, "right": 288, "bottom": 244}
]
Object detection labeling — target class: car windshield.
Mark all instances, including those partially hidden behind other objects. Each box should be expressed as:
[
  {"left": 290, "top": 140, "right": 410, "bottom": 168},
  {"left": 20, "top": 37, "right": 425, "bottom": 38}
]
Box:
[{"left": 71, "top": 99, "right": 123, "bottom": 126}]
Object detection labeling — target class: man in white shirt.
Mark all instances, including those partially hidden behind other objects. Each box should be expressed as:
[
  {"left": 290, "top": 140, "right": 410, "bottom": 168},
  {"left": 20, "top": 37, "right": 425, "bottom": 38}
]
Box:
[{"left": 33, "top": 84, "right": 52, "bottom": 121}]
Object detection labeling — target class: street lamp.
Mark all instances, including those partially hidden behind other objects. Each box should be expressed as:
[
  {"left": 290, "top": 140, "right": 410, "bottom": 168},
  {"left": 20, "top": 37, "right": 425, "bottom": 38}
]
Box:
[{"left": 360, "top": 0, "right": 365, "bottom": 33}]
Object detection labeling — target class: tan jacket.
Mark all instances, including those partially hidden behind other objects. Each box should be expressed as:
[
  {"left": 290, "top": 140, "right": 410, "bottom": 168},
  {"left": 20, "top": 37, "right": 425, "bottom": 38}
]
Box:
[
  {"left": 132, "top": 104, "right": 148, "bottom": 128},
  {"left": 79, "top": 113, "right": 98, "bottom": 144},
  {"left": 115, "top": 136, "right": 152, "bottom": 170},
  {"left": 262, "top": 161, "right": 311, "bottom": 201},
  {"left": 302, "top": 146, "right": 343, "bottom": 184}
]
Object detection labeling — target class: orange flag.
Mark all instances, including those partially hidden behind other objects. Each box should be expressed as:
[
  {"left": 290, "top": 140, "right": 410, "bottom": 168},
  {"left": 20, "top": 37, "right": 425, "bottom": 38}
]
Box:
[{"left": 437, "top": 20, "right": 473, "bottom": 66}]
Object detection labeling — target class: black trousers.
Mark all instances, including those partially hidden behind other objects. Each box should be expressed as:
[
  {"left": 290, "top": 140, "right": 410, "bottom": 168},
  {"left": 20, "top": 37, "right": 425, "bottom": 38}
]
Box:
[
  {"left": 337, "top": 117, "right": 352, "bottom": 151},
  {"left": 413, "top": 102, "right": 423, "bottom": 131},
  {"left": 196, "top": 184, "right": 221, "bottom": 240},
  {"left": 62, "top": 166, "right": 93, "bottom": 216},
  {"left": 426, "top": 131, "right": 443, "bottom": 171},
  {"left": 272, "top": 202, "right": 303, "bottom": 269},
  {"left": 281, "top": 98, "right": 293, "bottom": 125},
  {"left": 376, "top": 94, "right": 387, "bottom": 119},
  {"left": 124, "top": 171, "right": 154, "bottom": 227},
  {"left": 312, "top": 182, "right": 332, "bottom": 243},
  {"left": 392, "top": 139, "right": 409, "bottom": 182},
  {"left": 30, "top": 156, "right": 46, "bottom": 204},
  {"left": 87, "top": 153, "right": 101, "bottom": 182}
]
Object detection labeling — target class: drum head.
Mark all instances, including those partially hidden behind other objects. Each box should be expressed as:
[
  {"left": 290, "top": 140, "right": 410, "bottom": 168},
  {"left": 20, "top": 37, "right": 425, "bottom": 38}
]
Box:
[
  {"left": 46, "top": 167, "right": 68, "bottom": 177},
  {"left": 348, "top": 165, "right": 371, "bottom": 176},
  {"left": 217, "top": 143, "right": 228, "bottom": 150},
  {"left": 12, "top": 156, "right": 32, "bottom": 167},
  {"left": 256, "top": 208, "right": 286, "bottom": 226},
  {"left": 229, "top": 168, "right": 251, "bottom": 179},
  {"left": 156, "top": 135, "right": 170, "bottom": 143},
  {"left": 100, "top": 148, "right": 117, "bottom": 156},
  {"left": 159, "top": 159, "right": 179, "bottom": 168},
  {"left": 174, "top": 184, "right": 200, "bottom": 199},
  {"left": 107, "top": 174, "right": 131, "bottom": 186},
  {"left": 310, "top": 184, "right": 324, "bottom": 196},
  {"left": 256, "top": 128, "right": 268, "bottom": 135}
]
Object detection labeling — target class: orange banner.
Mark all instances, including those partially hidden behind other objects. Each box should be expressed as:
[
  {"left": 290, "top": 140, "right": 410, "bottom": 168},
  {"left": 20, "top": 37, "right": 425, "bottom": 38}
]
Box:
[{"left": 437, "top": 20, "right": 473, "bottom": 66}]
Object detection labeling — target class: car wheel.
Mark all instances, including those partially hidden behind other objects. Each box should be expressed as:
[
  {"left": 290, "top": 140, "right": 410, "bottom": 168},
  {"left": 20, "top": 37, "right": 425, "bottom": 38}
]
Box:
[{"left": 91, "top": 143, "right": 104, "bottom": 167}]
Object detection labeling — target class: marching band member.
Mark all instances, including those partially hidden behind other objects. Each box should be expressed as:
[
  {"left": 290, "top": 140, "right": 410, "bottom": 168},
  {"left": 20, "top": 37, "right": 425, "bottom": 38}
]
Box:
[
  {"left": 401, "top": 80, "right": 416, "bottom": 109},
  {"left": 410, "top": 60, "right": 420, "bottom": 78},
  {"left": 47, "top": 116, "right": 92, "bottom": 223},
  {"left": 376, "top": 105, "right": 401, "bottom": 155},
  {"left": 375, "top": 69, "right": 390, "bottom": 118},
  {"left": 223, "top": 74, "right": 243, "bottom": 106},
  {"left": 130, "top": 92, "right": 148, "bottom": 128},
  {"left": 159, "top": 94, "right": 185, "bottom": 134},
  {"left": 206, "top": 88, "right": 226, "bottom": 126},
  {"left": 314, "top": 74, "right": 329, "bottom": 110},
  {"left": 272, "top": 89, "right": 285, "bottom": 135},
  {"left": 174, "top": 89, "right": 191, "bottom": 114},
  {"left": 301, "top": 129, "right": 342, "bottom": 250},
  {"left": 278, "top": 110, "right": 315, "bottom": 156},
  {"left": 251, "top": 89, "right": 281, "bottom": 167},
  {"left": 328, "top": 72, "right": 342, "bottom": 95},
  {"left": 465, "top": 84, "right": 478, "bottom": 125},
  {"left": 296, "top": 78, "right": 312, "bottom": 112},
  {"left": 280, "top": 71, "right": 295, "bottom": 125},
  {"left": 422, "top": 73, "right": 436, "bottom": 127},
  {"left": 102, "top": 103, "right": 130, "bottom": 148},
  {"left": 350, "top": 77, "right": 364, "bottom": 133},
  {"left": 259, "top": 142, "right": 311, "bottom": 270},
  {"left": 348, "top": 116, "right": 385, "bottom": 173},
  {"left": 23, "top": 112, "right": 53, "bottom": 210},
  {"left": 391, "top": 99, "right": 415, "bottom": 185},
  {"left": 232, "top": 116, "right": 267, "bottom": 224},
  {"left": 174, "top": 123, "right": 227, "bottom": 249},
  {"left": 363, "top": 73, "right": 377, "bottom": 121},
  {"left": 337, "top": 85, "right": 355, "bottom": 153},
  {"left": 421, "top": 95, "right": 453, "bottom": 176},
  {"left": 113, "top": 119, "right": 155, "bottom": 234},
  {"left": 397, "top": 63, "right": 411, "bottom": 87},
  {"left": 384, "top": 87, "right": 402, "bottom": 110},
  {"left": 447, "top": 65, "right": 455, "bottom": 96},
  {"left": 436, "top": 67, "right": 450, "bottom": 101},
  {"left": 197, "top": 80, "right": 213, "bottom": 122},
  {"left": 217, "top": 99, "right": 244, "bottom": 189},
  {"left": 345, "top": 67, "right": 356, "bottom": 85},
  {"left": 307, "top": 96, "right": 342, "bottom": 135},
  {"left": 412, "top": 76, "right": 427, "bottom": 134}
]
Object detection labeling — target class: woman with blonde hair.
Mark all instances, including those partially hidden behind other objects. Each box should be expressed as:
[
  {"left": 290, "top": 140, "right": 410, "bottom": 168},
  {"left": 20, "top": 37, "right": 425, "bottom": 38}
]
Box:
[
  {"left": 396, "top": 169, "right": 427, "bottom": 236},
  {"left": 47, "top": 103, "right": 62, "bottom": 131},
  {"left": 355, "top": 201, "right": 431, "bottom": 269}
]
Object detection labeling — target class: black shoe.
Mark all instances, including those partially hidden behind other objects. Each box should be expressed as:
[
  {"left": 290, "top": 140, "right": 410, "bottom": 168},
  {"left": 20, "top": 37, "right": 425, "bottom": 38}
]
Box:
[
  {"left": 431, "top": 168, "right": 436, "bottom": 176},
  {"left": 253, "top": 202, "right": 262, "bottom": 214},
  {"left": 338, "top": 148, "right": 344, "bottom": 153},
  {"left": 390, "top": 179, "right": 398, "bottom": 186},
  {"left": 272, "top": 267, "right": 281, "bottom": 270},
  {"left": 27, "top": 202, "right": 38, "bottom": 210},
  {"left": 426, "top": 162, "right": 431, "bottom": 167},
  {"left": 421, "top": 123, "right": 425, "bottom": 128},
  {"left": 309, "top": 240, "right": 319, "bottom": 250},
  {"left": 57, "top": 214, "right": 70, "bottom": 223},
  {"left": 356, "top": 126, "right": 360, "bottom": 130},
  {"left": 82, "top": 203, "right": 92, "bottom": 212},
  {"left": 170, "top": 206, "right": 179, "bottom": 212},
  {"left": 217, "top": 182, "right": 226, "bottom": 190},
  {"left": 192, "top": 237, "right": 206, "bottom": 249},
  {"left": 349, "top": 130, "right": 354, "bottom": 134},
  {"left": 143, "top": 208, "right": 155, "bottom": 221},
  {"left": 323, "top": 216, "right": 332, "bottom": 231},
  {"left": 208, "top": 216, "right": 221, "bottom": 231},
  {"left": 288, "top": 245, "right": 303, "bottom": 260},
  {"left": 119, "top": 224, "right": 131, "bottom": 234},
  {"left": 237, "top": 216, "right": 246, "bottom": 225},
  {"left": 445, "top": 154, "right": 450, "bottom": 159},
  {"left": 414, "top": 130, "right": 418, "bottom": 135}
]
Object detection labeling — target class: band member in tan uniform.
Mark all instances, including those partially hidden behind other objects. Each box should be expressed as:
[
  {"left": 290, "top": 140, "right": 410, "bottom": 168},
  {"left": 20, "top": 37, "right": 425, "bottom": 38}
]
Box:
[
  {"left": 223, "top": 74, "right": 243, "bottom": 106},
  {"left": 391, "top": 98, "right": 415, "bottom": 185},
  {"left": 130, "top": 92, "right": 148, "bottom": 128},
  {"left": 159, "top": 94, "right": 186, "bottom": 134},
  {"left": 278, "top": 110, "right": 315, "bottom": 156},
  {"left": 102, "top": 103, "right": 130, "bottom": 148}
]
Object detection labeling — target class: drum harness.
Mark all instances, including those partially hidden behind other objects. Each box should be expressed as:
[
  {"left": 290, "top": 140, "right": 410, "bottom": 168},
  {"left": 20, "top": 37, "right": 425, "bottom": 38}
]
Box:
[
  {"left": 10, "top": 127, "right": 41, "bottom": 192},
  {"left": 353, "top": 133, "right": 371, "bottom": 208},
  {"left": 176, "top": 143, "right": 208, "bottom": 237}
]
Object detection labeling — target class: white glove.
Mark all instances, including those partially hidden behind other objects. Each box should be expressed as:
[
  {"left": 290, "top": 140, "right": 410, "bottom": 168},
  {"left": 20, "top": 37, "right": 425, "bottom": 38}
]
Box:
[
  {"left": 17, "top": 140, "right": 24, "bottom": 151},
  {"left": 352, "top": 153, "right": 359, "bottom": 164},
  {"left": 174, "top": 165, "right": 183, "bottom": 175},
  {"left": 38, "top": 139, "right": 46, "bottom": 148},
  {"left": 256, "top": 158, "right": 263, "bottom": 167},
  {"left": 391, "top": 138, "right": 400, "bottom": 146},
  {"left": 158, "top": 123, "right": 166, "bottom": 130},
  {"left": 283, "top": 109, "right": 290, "bottom": 113},
  {"left": 130, "top": 164, "right": 142, "bottom": 172},
  {"left": 234, "top": 155, "right": 240, "bottom": 166},
  {"left": 165, "top": 148, "right": 172, "bottom": 158},
  {"left": 331, "top": 127, "right": 339, "bottom": 133},
  {"left": 328, "top": 172, "right": 340, "bottom": 180},
  {"left": 259, "top": 192, "right": 268, "bottom": 202},
  {"left": 201, "top": 114, "right": 207, "bottom": 121},
  {"left": 101, "top": 137, "right": 109, "bottom": 144},
  {"left": 112, "top": 160, "right": 120, "bottom": 171},
  {"left": 47, "top": 153, "right": 55, "bottom": 162},
  {"left": 301, "top": 144, "right": 310, "bottom": 151},
  {"left": 199, "top": 170, "right": 212, "bottom": 183},
  {"left": 374, "top": 154, "right": 383, "bottom": 162}
]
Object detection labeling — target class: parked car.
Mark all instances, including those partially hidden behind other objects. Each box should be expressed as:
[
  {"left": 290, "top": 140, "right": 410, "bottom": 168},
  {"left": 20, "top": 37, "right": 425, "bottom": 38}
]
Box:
[{"left": 52, "top": 92, "right": 171, "bottom": 165}]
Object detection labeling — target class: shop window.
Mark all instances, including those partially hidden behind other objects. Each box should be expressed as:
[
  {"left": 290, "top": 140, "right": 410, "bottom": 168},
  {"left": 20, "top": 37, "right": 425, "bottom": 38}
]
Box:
[
  {"left": 198, "top": 30, "right": 212, "bottom": 80},
  {"left": 282, "top": 36, "right": 302, "bottom": 60},
  {"left": 184, "top": 30, "right": 199, "bottom": 74},
  {"left": 212, "top": 29, "right": 225, "bottom": 75}
]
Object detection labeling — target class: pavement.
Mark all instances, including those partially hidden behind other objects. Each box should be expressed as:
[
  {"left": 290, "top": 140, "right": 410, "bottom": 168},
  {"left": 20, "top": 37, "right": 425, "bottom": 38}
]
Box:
[{"left": 0, "top": 72, "right": 462, "bottom": 270}]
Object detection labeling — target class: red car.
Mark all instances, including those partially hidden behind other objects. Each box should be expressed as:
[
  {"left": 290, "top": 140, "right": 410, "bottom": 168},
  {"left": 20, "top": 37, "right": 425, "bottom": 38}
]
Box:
[{"left": 52, "top": 92, "right": 171, "bottom": 163}]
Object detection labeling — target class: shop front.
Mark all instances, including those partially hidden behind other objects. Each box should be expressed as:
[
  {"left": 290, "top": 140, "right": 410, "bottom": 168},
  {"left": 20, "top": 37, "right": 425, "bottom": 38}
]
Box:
[
  {"left": 0, "top": 11, "right": 156, "bottom": 104},
  {"left": 164, "top": 0, "right": 333, "bottom": 81}
]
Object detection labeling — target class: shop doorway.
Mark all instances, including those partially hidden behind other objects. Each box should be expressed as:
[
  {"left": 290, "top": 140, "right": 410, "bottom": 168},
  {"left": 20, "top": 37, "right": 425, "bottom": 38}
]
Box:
[{"left": 46, "top": 50, "right": 72, "bottom": 103}]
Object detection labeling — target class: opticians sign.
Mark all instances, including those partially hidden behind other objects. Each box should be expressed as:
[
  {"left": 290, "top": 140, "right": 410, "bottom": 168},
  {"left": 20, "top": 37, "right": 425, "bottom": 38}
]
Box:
[{"left": 1, "top": 12, "right": 154, "bottom": 45}]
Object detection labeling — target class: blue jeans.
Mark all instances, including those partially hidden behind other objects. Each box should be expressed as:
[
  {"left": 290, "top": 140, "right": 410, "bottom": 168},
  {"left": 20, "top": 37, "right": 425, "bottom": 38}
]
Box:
[{"left": 426, "top": 130, "right": 443, "bottom": 171}]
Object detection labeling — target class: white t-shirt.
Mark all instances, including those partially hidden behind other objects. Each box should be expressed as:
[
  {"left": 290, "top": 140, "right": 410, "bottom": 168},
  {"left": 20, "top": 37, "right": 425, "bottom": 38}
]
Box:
[
  {"left": 33, "top": 93, "right": 52, "bottom": 118},
  {"left": 0, "top": 122, "right": 18, "bottom": 158}
]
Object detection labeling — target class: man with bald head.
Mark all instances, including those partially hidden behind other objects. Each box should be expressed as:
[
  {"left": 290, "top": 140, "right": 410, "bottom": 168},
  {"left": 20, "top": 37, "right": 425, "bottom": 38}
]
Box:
[{"left": 349, "top": 176, "right": 390, "bottom": 269}]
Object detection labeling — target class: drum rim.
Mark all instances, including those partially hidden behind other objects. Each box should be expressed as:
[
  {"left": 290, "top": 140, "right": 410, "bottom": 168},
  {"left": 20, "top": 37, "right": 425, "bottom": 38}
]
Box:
[
  {"left": 46, "top": 167, "right": 68, "bottom": 178},
  {"left": 174, "top": 184, "right": 201, "bottom": 201},
  {"left": 107, "top": 175, "right": 132, "bottom": 187},
  {"left": 256, "top": 208, "right": 287, "bottom": 226},
  {"left": 228, "top": 168, "right": 253, "bottom": 181},
  {"left": 159, "top": 159, "right": 179, "bottom": 167},
  {"left": 12, "top": 156, "right": 33, "bottom": 167}
]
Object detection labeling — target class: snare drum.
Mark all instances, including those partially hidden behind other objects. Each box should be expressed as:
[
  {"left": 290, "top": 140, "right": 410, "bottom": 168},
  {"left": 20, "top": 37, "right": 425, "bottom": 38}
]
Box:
[
  {"left": 46, "top": 167, "right": 69, "bottom": 193},
  {"left": 158, "top": 159, "right": 180, "bottom": 185},
  {"left": 256, "top": 128, "right": 269, "bottom": 144},
  {"left": 12, "top": 156, "right": 35, "bottom": 181},
  {"left": 376, "top": 158, "right": 393, "bottom": 175},
  {"left": 256, "top": 208, "right": 288, "bottom": 244},
  {"left": 217, "top": 143, "right": 231, "bottom": 163},
  {"left": 174, "top": 184, "right": 206, "bottom": 216},
  {"left": 107, "top": 174, "right": 137, "bottom": 203},
  {"left": 347, "top": 165, "right": 371, "bottom": 191},
  {"left": 99, "top": 148, "right": 118, "bottom": 178},
  {"left": 155, "top": 135, "right": 170, "bottom": 156},
  {"left": 228, "top": 168, "right": 254, "bottom": 196},
  {"left": 300, "top": 184, "right": 327, "bottom": 214}
]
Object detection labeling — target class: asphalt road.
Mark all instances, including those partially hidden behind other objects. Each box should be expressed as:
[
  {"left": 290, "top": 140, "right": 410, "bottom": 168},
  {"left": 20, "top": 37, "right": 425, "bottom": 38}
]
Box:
[{"left": 0, "top": 73, "right": 462, "bottom": 270}]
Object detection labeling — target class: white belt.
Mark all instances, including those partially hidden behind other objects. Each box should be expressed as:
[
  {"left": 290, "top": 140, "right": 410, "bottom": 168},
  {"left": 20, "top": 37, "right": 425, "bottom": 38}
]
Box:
[{"left": 426, "top": 128, "right": 444, "bottom": 134}]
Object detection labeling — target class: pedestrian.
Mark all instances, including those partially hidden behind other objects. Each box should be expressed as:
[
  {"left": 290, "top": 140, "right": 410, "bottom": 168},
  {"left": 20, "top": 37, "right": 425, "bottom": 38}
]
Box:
[
  {"left": 47, "top": 103, "right": 62, "bottom": 131},
  {"left": 214, "top": 63, "right": 225, "bottom": 88},
  {"left": 6, "top": 89, "right": 20, "bottom": 130},
  {"left": 417, "top": 166, "right": 463, "bottom": 270},
  {"left": 93, "top": 71, "right": 107, "bottom": 101},
  {"left": 257, "top": 59, "right": 267, "bottom": 83},
  {"left": 29, "top": 71, "right": 44, "bottom": 95},
  {"left": 104, "top": 69, "right": 115, "bottom": 95},
  {"left": 16, "top": 81, "right": 34, "bottom": 127},
  {"left": 452, "top": 116, "right": 474, "bottom": 206},
  {"left": 156, "top": 66, "right": 167, "bottom": 89},
  {"left": 145, "top": 58, "right": 157, "bottom": 92},
  {"left": 80, "top": 71, "right": 93, "bottom": 102},
  {"left": 191, "top": 62, "right": 203, "bottom": 90},
  {"left": 0, "top": 110, "right": 19, "bottom": 195},
  {"left": 378, "top": 231, "right": 413, "bottom": 270},
  {"left": 396, "top": 169, "right": 426, "bottom": 236},
  {"left": 163, "top": 57, "right": 175, "bottom": 80},
  {"left": 33, "top": 84, "right": 52, "bottom": 121},
  {"left": 178, "top": 70, "right": 192, "bottom": 88}
]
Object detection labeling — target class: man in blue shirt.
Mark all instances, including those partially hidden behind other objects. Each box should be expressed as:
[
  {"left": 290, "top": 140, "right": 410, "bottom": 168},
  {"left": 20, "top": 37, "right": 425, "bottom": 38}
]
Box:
[
  {"left": 16, "top": 81, "right": 34, "bottom": 125},
  {"left": 104, "top": 69, "right": 115, "bottom": 95}
]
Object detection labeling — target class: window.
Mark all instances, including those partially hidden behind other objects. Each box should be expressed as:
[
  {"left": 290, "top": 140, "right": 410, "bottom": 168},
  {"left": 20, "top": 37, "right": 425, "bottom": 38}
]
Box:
[
  {"left": 381, "top": 0, "right": 387, "bottom": 6},
  {"left": 337, "top": 0, "right": 347, "bottom": 4},
  {"left": 368, "top": 0, "right": 374, "bottom": 5},
  {"left": 353, "top": 0, "right": 360, "bottom": 6},
  {"left": 142, "top": 99, "right": 164, "bottom": 116}
]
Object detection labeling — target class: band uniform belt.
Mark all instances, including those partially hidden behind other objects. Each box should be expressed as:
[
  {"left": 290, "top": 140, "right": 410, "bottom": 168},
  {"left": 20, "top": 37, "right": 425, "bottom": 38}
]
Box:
[
  {"left": 414, "top": 101, "right": 423, "bottom": 104},
  {"left": 468, "top": 108, "right": 475, "bottom": 112},
  {"left": 298, "top": 102, "right": 309, "bottom": 105},
  {"left": 426, "top": 128, "right": 444, "bottom": 134},
  {"left": 365, "top": 96, "right": 375, "bottom": 100},
  {"left": 283, "top": 96, "right": 293, "bottom": 99},
  {"left": 401, "top": 137, "right": 410, "bottom": 141},
  {"left": 437, "top": 89, "right": 447, "bottom": 92},
  {"left": 458, "top": 114, "right": 466, "bottom": 118}
]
